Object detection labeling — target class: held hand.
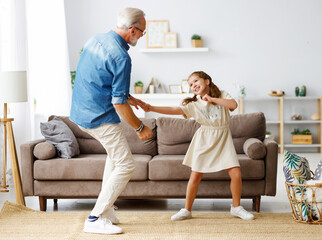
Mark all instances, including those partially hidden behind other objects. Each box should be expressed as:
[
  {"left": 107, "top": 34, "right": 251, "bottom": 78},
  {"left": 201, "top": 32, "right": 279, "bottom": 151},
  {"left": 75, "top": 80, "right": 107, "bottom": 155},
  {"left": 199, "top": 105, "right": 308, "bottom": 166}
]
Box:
[
  {"left": 142, "top": 104, "right": 152, "bottom": 112},
  {"left": 128, "top": 96, "right": 145, "bottom": 110},
  {"left": 136, "top": 125, "right": 153, "bottom": 140}
]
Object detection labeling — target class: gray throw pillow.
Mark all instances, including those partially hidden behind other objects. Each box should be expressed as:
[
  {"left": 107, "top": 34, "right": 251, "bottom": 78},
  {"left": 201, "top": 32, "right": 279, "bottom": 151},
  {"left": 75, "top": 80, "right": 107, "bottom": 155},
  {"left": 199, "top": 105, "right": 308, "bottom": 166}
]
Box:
[
  {"left": 243, "top": 138, "right": 266, "bottom": 160},
  {"left": 40, "top": 116, "right": 80, "bottom": 158},
  {"left": 313, "top": 159, "right": 322, "bottom": 180},
  {"left": 33, "top": 142, "right": 57, "bottom": 160}
]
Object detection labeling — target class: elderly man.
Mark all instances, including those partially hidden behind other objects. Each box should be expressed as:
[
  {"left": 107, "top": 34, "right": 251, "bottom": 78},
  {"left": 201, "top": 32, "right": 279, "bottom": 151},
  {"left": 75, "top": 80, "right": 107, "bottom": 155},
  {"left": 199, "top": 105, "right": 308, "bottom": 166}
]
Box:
[{"left": 70, "top": 8, "right": 152, "bottom": 235}]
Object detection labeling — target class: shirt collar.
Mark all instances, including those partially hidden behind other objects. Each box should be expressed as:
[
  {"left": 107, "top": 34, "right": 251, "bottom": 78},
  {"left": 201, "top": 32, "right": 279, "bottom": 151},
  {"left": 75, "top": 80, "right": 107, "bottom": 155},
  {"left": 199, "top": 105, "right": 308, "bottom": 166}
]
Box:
[{"left": 110, "top": 30, "right": 130, "bottom": 51}]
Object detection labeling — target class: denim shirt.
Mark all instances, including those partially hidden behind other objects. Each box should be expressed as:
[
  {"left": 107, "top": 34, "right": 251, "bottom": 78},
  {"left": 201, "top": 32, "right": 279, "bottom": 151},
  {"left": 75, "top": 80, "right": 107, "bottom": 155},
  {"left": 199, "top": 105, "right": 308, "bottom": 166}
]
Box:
[{"left": 70, "top": 31, "right": 131, "bottom": 129}]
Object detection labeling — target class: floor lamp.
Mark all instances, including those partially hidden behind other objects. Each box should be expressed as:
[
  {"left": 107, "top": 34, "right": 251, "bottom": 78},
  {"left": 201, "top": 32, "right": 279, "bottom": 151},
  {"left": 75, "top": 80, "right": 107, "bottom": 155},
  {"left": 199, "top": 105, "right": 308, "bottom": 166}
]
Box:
[{"left": 0, "top": 71, "right": 27, "bottom": 206}]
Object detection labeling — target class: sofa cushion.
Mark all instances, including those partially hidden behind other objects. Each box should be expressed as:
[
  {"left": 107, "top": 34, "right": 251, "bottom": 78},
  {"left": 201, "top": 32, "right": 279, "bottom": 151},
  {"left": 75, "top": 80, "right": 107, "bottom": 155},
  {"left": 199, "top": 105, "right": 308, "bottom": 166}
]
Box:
[
  {"left": 149, "top": 154, "right": 265, "bottom": 180},
  {"left": 243, "top": 138, "right": 266, "bottom": 160},
  {"left": 41, "top": 116, "right": 80, "bottom": 158},
  {"left": 33, "top": 142, "right": 57, "bottom": 160},
  {"left": 229, "top": 112, "right": 266, "bottom": 154},
  {"left": 34, "top": 154, "right": 151, "bottom": 181},
  {"left": 156, "top": 117, "right": 200, "bottom": 155}
]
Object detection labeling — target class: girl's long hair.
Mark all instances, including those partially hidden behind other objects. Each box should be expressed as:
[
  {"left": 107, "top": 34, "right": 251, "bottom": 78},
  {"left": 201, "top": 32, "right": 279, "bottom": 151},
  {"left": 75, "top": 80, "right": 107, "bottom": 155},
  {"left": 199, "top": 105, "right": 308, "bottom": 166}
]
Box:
[{"left": 182, "top": 71, "right": 221, "bottom": 106}]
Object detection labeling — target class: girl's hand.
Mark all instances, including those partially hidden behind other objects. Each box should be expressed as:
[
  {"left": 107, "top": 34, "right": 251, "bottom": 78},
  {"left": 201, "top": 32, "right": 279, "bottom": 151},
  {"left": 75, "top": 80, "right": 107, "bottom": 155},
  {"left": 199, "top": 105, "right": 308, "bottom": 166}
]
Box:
[
  {"left": 202, "top": 94, "right": 214, "bottom": 102},
  {"left": 142, "top": 104, "right": 152, "bottom": 112}
]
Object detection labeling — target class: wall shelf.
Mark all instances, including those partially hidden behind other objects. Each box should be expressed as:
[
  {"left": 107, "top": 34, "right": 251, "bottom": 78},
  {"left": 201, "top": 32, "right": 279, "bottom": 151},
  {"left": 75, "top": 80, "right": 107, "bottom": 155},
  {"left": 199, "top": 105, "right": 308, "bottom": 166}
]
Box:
[{"left": 139, "top": 48, "right": 209, "bottom": 53}]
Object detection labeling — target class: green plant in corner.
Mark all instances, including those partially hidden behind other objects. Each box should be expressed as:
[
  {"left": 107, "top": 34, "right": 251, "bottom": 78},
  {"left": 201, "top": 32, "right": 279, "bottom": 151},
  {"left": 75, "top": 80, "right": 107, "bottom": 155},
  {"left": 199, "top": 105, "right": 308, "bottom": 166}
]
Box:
[{"left": 70, "top": 71, "right": 76, "bottom": 89}]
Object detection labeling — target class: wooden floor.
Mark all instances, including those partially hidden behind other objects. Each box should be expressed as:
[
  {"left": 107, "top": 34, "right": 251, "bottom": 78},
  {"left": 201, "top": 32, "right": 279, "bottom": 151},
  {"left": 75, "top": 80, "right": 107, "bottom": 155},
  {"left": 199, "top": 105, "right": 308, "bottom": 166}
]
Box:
[{"left": 1, "top": 153, "right": 321, "bottom": 213}]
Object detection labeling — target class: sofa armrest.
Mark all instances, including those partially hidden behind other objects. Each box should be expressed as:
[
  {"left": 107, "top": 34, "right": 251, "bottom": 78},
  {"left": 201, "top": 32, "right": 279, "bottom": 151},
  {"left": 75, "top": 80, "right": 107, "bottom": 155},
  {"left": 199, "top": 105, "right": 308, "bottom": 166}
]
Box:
[
  {"left": 263, "top": 138, "right": 278, "bottom": 196},
  {"left": 20, "top": 139, "right": 45, "bottom": 196}
]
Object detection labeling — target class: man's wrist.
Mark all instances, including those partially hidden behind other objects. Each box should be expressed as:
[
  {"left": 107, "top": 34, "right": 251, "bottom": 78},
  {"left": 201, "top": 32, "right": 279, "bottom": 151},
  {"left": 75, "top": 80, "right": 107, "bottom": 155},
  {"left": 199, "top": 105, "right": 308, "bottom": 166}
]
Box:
[{"left": 135, "top": 121, "right": 144, "bottom": 132}]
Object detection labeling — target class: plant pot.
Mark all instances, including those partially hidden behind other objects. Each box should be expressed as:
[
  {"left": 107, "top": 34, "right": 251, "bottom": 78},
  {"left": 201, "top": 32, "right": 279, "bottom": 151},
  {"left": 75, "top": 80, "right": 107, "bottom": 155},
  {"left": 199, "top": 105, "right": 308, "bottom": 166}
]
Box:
[
  {"left": 134, "top": 86, "right": 143, "bottom": 94},
  {"left": 292, "top": 135, "right": 312, "bottom": 144},
  {"left": 191, "top": 39, "right": 203, "bottom": 48}
]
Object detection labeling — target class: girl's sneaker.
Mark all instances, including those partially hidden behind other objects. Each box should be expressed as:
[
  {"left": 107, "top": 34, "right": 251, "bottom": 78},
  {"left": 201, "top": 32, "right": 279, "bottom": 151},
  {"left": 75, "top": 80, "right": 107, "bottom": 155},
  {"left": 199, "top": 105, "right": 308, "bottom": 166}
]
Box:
[
  {"left": 230, "top": 205, "right": 254, "bottom": 220},
  {"left": 171, "top": 208, "right": 192, "bottom": 221}
]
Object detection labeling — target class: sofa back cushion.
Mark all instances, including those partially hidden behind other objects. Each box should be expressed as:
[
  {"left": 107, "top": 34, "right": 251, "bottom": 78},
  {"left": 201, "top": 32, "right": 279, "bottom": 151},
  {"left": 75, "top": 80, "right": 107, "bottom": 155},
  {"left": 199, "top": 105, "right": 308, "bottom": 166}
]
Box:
[
  {"left": 120, "top": 118, "right": 158, "bottom": 156},
  {"left": 156, "top": 117, "right": 200, "bottom": 155},
  {"left": 229, "top": 112, "right": 266, "bottom": 154},
  {"left": 156, "top": 112, "right": 265, "bottom": 155},
  {"left": 48, "top": 116, "right": 157, "bottom": 156}
]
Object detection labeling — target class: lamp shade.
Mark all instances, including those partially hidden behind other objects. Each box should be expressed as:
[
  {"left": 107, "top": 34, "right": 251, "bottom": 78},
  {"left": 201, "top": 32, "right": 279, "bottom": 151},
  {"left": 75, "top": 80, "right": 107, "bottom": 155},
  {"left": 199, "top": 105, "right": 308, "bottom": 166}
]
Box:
[{"left": 0, "top": 71, "right": 27, "bottom": 103}]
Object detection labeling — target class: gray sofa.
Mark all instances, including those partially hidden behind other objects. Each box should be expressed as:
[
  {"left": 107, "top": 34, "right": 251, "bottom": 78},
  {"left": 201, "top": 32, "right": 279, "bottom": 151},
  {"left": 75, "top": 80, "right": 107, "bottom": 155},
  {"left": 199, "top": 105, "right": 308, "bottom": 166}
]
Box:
[{"left": 21, "top": 112, "right": 278, "bottom": 212}]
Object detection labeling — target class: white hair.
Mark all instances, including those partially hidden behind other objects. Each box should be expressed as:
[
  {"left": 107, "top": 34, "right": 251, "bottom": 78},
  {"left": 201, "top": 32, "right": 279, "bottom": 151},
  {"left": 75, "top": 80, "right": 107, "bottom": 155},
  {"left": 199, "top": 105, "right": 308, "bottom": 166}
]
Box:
[{"left": 117, "top": 8, "right": 145, "bottom": 30}]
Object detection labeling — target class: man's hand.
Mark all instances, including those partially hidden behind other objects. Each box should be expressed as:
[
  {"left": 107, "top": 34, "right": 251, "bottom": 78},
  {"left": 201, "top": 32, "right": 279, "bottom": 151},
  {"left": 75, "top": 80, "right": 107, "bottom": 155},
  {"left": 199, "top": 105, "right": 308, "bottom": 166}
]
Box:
[
  {"left": 128, "top": 96, "right": 146, "bottom": 110},
  {"left": 137, "top": 125, "right": 153, "bottom": 140}
]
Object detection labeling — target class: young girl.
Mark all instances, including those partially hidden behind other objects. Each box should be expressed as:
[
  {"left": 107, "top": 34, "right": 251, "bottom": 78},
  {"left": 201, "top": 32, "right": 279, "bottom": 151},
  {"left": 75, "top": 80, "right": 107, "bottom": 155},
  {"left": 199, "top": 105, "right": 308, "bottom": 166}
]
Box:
[{"left": 142, "top": 71, "right": 254, "bottom": 221}]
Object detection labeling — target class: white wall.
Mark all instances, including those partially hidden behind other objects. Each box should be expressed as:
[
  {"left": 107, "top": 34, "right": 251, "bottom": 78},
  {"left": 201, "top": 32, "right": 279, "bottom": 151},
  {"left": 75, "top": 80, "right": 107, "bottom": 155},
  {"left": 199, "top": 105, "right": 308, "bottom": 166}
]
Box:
[{"left": 65, "top": 0, "right": 322, "bottom": 98}]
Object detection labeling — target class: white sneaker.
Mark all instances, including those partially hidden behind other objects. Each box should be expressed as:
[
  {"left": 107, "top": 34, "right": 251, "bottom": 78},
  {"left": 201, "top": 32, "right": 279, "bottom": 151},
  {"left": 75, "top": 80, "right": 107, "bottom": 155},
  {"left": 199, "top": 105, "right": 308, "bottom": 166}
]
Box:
[
  {"left": 106, "top": 206, "right": 120, "bottom": 225},
  {"left": 171, "top": 208, "right": 192, "bottom": 221},
  {"left": 230, "top": 205, "right": 254, "bottom": 220},
  {"left": 83, "top": 218, "right": 123, "bottom": 234}
]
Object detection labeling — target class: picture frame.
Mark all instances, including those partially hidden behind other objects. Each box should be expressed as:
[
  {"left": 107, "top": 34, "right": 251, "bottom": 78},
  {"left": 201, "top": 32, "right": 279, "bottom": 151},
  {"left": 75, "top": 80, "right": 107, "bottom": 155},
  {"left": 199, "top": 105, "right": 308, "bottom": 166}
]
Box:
[
  {"left": 169, "top": 84, "right": 182, "bottom": 94},
  {"left": 146, "top": 20, "right": 169, "bottom": 48},
  {"left": 163, "top": 32, "right": 177, "bottom": 48},
  {"left": 181, "top": 79, "right": 190, "bottom": 93}
]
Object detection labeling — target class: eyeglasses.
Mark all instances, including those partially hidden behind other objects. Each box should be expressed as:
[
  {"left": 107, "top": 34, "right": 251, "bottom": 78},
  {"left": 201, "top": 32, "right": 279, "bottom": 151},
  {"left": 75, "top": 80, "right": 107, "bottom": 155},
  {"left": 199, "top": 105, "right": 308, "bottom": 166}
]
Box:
[{"left": 130, "top": 26, "right": 146, "bottom": 36}]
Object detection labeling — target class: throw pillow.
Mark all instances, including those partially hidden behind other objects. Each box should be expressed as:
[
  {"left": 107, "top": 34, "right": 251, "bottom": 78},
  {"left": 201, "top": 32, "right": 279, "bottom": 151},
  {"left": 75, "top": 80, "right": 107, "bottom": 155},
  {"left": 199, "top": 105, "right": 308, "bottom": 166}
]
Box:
[
  {"left": 33, "top": 142, "right": 56, "bottom": 160},
  {"left": 40, "top": 116, "right": 80, "bottom": 158},
  {"left": 283, "top": 151, "right": 311, "bottom": 184},
  {"left": 313, "top": 159, "right": 322, "bottom": 180},
  {"left": 243, "top": 138, "right": 266, "bottom": 159}
]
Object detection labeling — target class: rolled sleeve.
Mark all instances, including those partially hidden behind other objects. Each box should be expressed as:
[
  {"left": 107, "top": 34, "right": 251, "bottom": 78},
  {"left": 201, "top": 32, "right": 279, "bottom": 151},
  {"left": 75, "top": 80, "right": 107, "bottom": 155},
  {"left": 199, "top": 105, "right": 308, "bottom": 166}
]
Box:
[{"left": 111, "top": 57, "right": 131, "bottom": 104}]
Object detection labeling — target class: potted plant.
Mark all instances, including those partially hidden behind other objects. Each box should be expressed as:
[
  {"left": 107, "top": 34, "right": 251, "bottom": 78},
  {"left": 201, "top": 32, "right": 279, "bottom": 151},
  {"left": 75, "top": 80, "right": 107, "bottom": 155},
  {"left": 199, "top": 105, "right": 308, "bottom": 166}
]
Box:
[
  {"left": 265, "top": 131, "right": 275, "bottom": 140},
  {"left": 191, "top": 34, "right": 203, "bottom": 48},
  {"left": 134, "top": 81, "right": 144, "bottom": 94},
  {"left": 291, "top": 128, "right": 312, "bottom": 144}
]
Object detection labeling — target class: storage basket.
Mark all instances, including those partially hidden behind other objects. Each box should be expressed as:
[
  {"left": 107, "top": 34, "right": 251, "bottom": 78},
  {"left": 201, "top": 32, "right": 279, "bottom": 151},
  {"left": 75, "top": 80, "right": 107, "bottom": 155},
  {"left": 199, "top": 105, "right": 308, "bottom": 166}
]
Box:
[{"left": 285, "top": 181, "right": 322, "bottom": 224}]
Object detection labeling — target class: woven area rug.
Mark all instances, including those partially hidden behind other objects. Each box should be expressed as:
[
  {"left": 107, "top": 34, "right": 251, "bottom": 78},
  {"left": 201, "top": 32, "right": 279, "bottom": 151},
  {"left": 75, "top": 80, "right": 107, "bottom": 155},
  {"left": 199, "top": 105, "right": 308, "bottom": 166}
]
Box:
[{"left": 1, "top": 201, "right": 321, "bottom": 240}]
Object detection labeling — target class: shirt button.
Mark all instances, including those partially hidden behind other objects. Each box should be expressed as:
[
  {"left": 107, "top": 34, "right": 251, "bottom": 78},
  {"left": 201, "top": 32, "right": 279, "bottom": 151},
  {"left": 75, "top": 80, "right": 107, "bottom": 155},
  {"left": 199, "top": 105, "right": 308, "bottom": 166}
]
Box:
[{"left": 123, "top": 92, "right": 126, "bottom": 95}]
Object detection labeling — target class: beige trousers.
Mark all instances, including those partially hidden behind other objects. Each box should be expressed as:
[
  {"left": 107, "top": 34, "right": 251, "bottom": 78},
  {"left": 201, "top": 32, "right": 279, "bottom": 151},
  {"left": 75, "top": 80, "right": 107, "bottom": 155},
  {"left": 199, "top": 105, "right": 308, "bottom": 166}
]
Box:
[{"left": 79, "top": 123, "right": 135, "bottom": 218}]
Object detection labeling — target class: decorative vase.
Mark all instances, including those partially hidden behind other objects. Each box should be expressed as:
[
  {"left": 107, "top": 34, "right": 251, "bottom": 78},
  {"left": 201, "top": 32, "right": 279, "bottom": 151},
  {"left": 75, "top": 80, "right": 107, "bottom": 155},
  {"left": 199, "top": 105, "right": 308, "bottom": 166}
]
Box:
[{"left": 191, "top": 40, "right": 203, "bottom": 48}]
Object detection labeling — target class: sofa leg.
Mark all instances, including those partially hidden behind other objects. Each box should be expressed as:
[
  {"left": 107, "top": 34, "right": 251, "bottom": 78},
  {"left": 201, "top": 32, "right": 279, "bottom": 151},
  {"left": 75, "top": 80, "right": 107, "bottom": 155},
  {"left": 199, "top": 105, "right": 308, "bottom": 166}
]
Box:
[
  {"left": 252, "top": 196, "right": 261, "bottom": 212},
  {"left": 39, "top": 196, "right": 47, "bottom": 211},
  {"left": 54, "top": 199, "right": 58, "bottom": 204}
]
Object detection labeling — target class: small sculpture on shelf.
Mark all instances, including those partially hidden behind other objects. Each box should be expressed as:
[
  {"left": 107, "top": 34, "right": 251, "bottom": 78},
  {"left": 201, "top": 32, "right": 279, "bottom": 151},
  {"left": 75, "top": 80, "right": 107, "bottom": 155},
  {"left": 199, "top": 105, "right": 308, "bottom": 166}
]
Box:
[
  {"left": 295, "top": 85, "right": 306, "bottom": 97},
  {"left": 291, "top": 114, "right": 302, "bottom": 120}
]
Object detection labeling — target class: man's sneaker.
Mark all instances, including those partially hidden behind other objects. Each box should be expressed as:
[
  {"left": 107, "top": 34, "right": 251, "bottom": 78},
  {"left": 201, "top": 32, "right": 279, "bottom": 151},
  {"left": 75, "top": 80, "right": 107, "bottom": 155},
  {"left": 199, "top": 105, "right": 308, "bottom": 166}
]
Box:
[
  {"left": 83, "top": 217, "right": 123, "bottom": 234},
  {"left": 106, "top": 206, "right": 120, "bottom": 224},
  {"left": 230, "top": 205, "right": 254, "bottom": 220},
  {"left": 171, "top": 208, "right": 192, "bottom": 221}
]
